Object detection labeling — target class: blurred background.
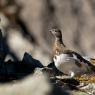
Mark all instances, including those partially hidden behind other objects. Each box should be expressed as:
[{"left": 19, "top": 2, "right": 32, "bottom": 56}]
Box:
[{"left": 1, "top": 0, "right": 95, "bottom": 65}]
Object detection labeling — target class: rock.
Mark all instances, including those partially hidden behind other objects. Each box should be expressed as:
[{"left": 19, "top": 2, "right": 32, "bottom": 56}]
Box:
[
  {"left": 0, "top": 51, "right": 45, "bottom": 82},
  {"left": 71, "top": 91, "right": 89, "bottom": 95},
  {"left": 0, "top": 70, "right": 51, "bottom": 95},
  {"left": 79, "top": 83, "right": 95, "bottom": 95},
  {"left": 0, "top": 29, "right": 6, "bottom": 61},
  {"left": 22, "top": 52, "right": 43, "bottom": 68},
  {"left": 47, "top": 62, "right": 55, "bottom": 68}
]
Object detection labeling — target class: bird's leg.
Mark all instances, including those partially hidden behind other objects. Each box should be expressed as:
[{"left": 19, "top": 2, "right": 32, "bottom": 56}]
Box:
[{"left": 67, "top": 71, "right": 75, "bottom": 78}]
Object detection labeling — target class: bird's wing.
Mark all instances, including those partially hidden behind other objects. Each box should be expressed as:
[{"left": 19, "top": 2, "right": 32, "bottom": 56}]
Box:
[
  {"left": 62, "top": 49, "right": 95, "bottom": 69},
  {"left": 71, "top": 51, "right": 95, "bottom": 71}
]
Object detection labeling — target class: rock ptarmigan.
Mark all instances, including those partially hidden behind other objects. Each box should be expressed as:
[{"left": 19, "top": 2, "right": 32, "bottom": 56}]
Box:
[{"left": 50, "top": 28, "right": 95, "bottom": 78}]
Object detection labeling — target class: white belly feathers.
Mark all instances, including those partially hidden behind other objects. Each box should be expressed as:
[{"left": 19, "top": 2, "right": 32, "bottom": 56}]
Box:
[
  {"left": 54, "top": 54, "right": 75, "bottom": 67},
  {"left": 53, "top": 53, "right": 90, "bottom": 77}
]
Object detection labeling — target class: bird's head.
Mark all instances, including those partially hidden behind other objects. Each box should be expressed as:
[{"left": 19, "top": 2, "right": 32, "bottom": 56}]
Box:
[{"left": 49, "top": 28, "right": 62, "bottom": 38}]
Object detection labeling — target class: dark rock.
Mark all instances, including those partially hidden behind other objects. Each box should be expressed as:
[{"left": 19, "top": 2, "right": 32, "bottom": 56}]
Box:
[
  {"left": 0, "top": 29, "right": 7, "bottom": 62},
  {"left": 0, "top": 52, "right": 45, "bottom": 82},
  {"left": 50, "top": 84, "right": 70, "bottom": 95},
  {"left": 22, "top": 52, "right": 44, "bottom": 68},
  {"left": 47, "top": 62, "right": 55, "bottom": 68},
  {"left": 47, "top": 62, "right": 63, "bottom": 76}
]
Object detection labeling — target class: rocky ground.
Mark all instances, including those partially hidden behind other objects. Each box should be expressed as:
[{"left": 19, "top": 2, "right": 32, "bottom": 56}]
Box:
[{"left": 0, "top": 50, "right": 95, "bottom": 95}]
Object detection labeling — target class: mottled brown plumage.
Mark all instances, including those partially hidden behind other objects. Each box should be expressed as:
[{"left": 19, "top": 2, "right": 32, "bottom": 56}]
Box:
[{"left": 50, "top": 28, "right": 67, "bottom": 55}]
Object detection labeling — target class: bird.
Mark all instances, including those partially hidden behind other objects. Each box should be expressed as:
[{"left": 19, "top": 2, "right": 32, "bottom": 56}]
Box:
[{"left": 49, "top": 28, "right": 95, "bottom": 78}]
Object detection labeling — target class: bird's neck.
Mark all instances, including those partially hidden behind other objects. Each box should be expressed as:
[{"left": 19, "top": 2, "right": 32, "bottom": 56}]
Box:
[
  {"left": 55, "top": 37, "right": 65, "bottom": 47},
  {"left": 53, "top": 37, "right": 66, "bottom": 55}
]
